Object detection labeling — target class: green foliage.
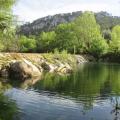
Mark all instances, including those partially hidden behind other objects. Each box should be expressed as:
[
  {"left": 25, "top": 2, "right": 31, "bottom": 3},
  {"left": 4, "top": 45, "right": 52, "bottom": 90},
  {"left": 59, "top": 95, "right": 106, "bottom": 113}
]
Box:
[
  {"left": 0, "top": 43, "right": 4, "bottom": 51},
  {"left": 19, "top": 36, "right": 36, "bottom": 52},
  {"left": 0, "top": 31, "right": 4, "bottom": 51},
  {"left": 55, "top": 23, "right": 78, "bottom": 53},
  {"left": 0, "top": 0, "right": 16, "bottom": 30},
  {"left": 34, "top": 12, "right": 109, "bottom": 57},
  {"left": 74, "top": 11, "right": 103, "bottom": 53},
  {"left": 0, "top": 0, "right": 16, "bottom": 9},
  {"left": 42, "top": 49, "right": 76, "bottom": 65},
  {"left": 37, "top": 31, "right": 56, "bottom": 52},
  {"left": 1, "top": 6, "right": 120, "bottom": 59},
  {"left": 1, "top": 28, "right": 19, "bottom": 52},
  {"left": 109, "top": 25, "right": 120, "bottom": 53},
  {"left": 53, "top": 49, "right": 69, "bottom": 61},
  {"left": 89, "top": 38, "right": 108, "bottom": 58},
  {"left": 0, "top": 0, "right": 17, "bottom": 52}
]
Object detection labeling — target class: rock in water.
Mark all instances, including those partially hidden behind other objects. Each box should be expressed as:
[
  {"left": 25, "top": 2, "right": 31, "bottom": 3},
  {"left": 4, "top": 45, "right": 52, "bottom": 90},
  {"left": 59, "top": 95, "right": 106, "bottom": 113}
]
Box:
[{"left": 9, "top": 60, "right": 41, "bottom": 80}]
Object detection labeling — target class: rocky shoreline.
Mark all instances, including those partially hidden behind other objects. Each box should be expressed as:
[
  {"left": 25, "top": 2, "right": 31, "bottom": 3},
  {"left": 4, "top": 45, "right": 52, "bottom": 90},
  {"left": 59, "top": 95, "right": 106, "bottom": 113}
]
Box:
[{"left": 0, "top": 53, "right": 89, "bottom": 81}]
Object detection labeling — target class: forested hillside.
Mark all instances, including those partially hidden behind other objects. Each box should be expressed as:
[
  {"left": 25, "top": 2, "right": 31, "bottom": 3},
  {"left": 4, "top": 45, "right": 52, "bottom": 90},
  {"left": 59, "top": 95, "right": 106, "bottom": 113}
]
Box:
[{"left": 19, "top": 11, "right": 120, "bottom": 36}]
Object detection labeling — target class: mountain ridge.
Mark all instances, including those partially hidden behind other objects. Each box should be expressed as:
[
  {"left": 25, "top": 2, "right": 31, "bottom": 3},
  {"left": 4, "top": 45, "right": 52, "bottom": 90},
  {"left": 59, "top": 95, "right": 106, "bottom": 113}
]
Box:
[{"left": 19, "top": 11, "right": 120, "bottom": 36}]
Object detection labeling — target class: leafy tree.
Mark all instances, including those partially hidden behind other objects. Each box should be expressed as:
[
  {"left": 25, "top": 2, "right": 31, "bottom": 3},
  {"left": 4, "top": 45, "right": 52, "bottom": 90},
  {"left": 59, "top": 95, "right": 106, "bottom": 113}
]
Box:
[
  {"left": 1, "top": 28, "right": 20, "bottom": 52},
  {"left": 0, "top": 0, "right": 16, "bottom": 52},
  {"left": 19, "top": 36, "right": 36, "bottom": 52},
  {"left": 0, "top": 0, "right": 16, "bottom": 30},
  {"left": 89, "top": 38, "right": 108, "bottom": 58},
  {"left": 109, "top": 25, "right": 120, "bottom": 53},
  {"left": 55, "top": 23, "right": 78, "bottom": 53},
  {"left": 74, "top": 11, "right": 104, "bottom": 53},
  {"left": 36, "top": 31, "right": 56, "bottom": 52}
]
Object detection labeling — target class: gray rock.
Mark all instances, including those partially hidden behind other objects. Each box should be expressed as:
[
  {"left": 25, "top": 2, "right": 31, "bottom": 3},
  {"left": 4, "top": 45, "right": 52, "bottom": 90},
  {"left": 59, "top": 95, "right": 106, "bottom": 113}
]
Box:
[{"left": 9, "top": 60, "right": 41, "bottom": 80}]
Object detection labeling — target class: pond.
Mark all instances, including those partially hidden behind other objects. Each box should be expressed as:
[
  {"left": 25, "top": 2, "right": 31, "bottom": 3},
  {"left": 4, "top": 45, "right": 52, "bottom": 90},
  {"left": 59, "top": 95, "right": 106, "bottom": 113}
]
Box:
[{"left": 1, "top": 63, "right": 120, "bottom": 120}]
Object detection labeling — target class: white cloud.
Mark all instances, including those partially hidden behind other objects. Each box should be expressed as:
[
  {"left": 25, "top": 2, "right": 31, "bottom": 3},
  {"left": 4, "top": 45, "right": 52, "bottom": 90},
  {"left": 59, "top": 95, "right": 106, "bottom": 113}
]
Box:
[{"left": 13, "top": 0, "right": 120, "bottom": 22}]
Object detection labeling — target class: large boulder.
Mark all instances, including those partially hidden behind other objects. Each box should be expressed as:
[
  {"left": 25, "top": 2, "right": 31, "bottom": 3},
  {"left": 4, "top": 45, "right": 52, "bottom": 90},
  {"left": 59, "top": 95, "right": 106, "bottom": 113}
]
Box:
[{"left": 9, "top": 60, "right": 42, "bottom": 80}]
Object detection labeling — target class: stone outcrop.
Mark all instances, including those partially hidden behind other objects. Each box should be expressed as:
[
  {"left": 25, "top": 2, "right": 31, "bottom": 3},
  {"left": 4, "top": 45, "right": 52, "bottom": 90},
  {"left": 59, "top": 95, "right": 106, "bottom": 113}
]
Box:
[{"left": 0, "top": 53, "right": 88, "bottom": 80}]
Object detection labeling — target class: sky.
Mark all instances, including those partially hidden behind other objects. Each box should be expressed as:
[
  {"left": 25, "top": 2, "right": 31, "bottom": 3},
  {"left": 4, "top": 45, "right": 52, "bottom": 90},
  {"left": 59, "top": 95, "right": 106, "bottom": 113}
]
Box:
[{"left": 13, "top": 0, "right": 120, "bottom": 22}]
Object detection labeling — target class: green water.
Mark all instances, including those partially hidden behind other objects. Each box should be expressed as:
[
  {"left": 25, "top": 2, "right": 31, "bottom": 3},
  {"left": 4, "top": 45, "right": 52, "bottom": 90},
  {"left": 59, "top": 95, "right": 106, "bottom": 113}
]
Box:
[{"left": 1, "top": 63, "right": 120, "bottom": 120}]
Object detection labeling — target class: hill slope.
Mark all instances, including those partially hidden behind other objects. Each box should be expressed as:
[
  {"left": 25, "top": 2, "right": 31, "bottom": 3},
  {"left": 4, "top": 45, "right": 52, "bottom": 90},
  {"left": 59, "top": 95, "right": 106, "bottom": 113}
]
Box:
[{"left": 19, "top": 11, "right": 120, "bottom": 36}]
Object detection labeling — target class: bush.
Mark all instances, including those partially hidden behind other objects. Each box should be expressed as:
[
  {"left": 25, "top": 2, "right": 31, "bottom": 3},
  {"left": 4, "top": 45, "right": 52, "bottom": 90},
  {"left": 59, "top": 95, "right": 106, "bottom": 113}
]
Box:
[
  {"left": 19, "top": 36, "right": 36, "bottom": 52},
  {"left": 89, "top": 38, "right": 108, "bottom": 58},
  {"left": 36, "top": 31, "right": 56, "bottom": 52},
  {"left": 109, "top": 25, "right": 120, "bottom": 54}
]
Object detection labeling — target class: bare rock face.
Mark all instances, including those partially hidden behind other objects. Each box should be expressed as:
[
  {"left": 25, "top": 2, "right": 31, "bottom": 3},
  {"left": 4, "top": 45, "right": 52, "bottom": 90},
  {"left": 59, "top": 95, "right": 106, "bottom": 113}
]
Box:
[{"left": 9, "top": 60, "right": 41, "bottom": 80}]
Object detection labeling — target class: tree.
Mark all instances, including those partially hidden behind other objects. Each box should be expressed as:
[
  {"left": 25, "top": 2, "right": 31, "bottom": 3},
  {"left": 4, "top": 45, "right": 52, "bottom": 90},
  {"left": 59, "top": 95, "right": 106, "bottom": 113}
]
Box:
[
  {"left": 0, "top": 0, "right": 16, "bottom": 30},
  {"left": 55, "top": 23, "right": 78, "bottom": 53},
  {"left": 0, "top": 0, "right": 16, "bottom": 52},
  {"left": 19, "top": 36, "right": 36, "bottom": 52},
  {"left": 74, "top": 11, "right": 104, "bottom": 53},
  {"left": 109, "top": 25, "right": 120, "bottom": 53},
  {"left": 89, "top": 38, "right": 108, "bottom": 58},
  {"left": 36, "top": 31, "right": 56, "bottom": 52},
  {"left": 1, "top": 28, "right": 20, "bottom": 52}
]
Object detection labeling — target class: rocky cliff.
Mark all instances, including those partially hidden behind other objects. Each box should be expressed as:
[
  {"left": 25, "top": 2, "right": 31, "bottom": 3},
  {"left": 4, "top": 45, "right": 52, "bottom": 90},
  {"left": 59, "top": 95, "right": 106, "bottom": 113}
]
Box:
[{"left": 19, "top": 11, "right": 120, "bottom": 36}]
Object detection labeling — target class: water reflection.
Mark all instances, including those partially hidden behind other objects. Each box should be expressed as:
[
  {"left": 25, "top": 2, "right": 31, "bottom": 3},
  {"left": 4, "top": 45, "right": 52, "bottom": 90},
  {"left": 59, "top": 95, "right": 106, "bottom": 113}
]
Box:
[
  {"left": 32, "top": 63, "right": 120, "bottom": 114},
  {"left": 9, "top": 76, "right": 41, "bottom": 89},
  {"left": 1, "top": 63, "right": 120, "bottom": 120},
  {"left": 0, "top": 81, "right": 18, "bottom": 120}
]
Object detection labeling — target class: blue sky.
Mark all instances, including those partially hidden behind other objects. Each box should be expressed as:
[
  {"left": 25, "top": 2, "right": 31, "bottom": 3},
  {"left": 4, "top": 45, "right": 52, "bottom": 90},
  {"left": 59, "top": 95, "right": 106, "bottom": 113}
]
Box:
[{"left": 13, "top": 0, "right": 120, "bottom": 22}]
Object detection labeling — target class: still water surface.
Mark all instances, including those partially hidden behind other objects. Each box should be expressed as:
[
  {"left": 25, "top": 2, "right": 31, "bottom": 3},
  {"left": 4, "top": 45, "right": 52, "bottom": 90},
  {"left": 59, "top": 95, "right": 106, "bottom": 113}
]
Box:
[{"left": 1, "top": 63, "right": 120, "bottom": 120}]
